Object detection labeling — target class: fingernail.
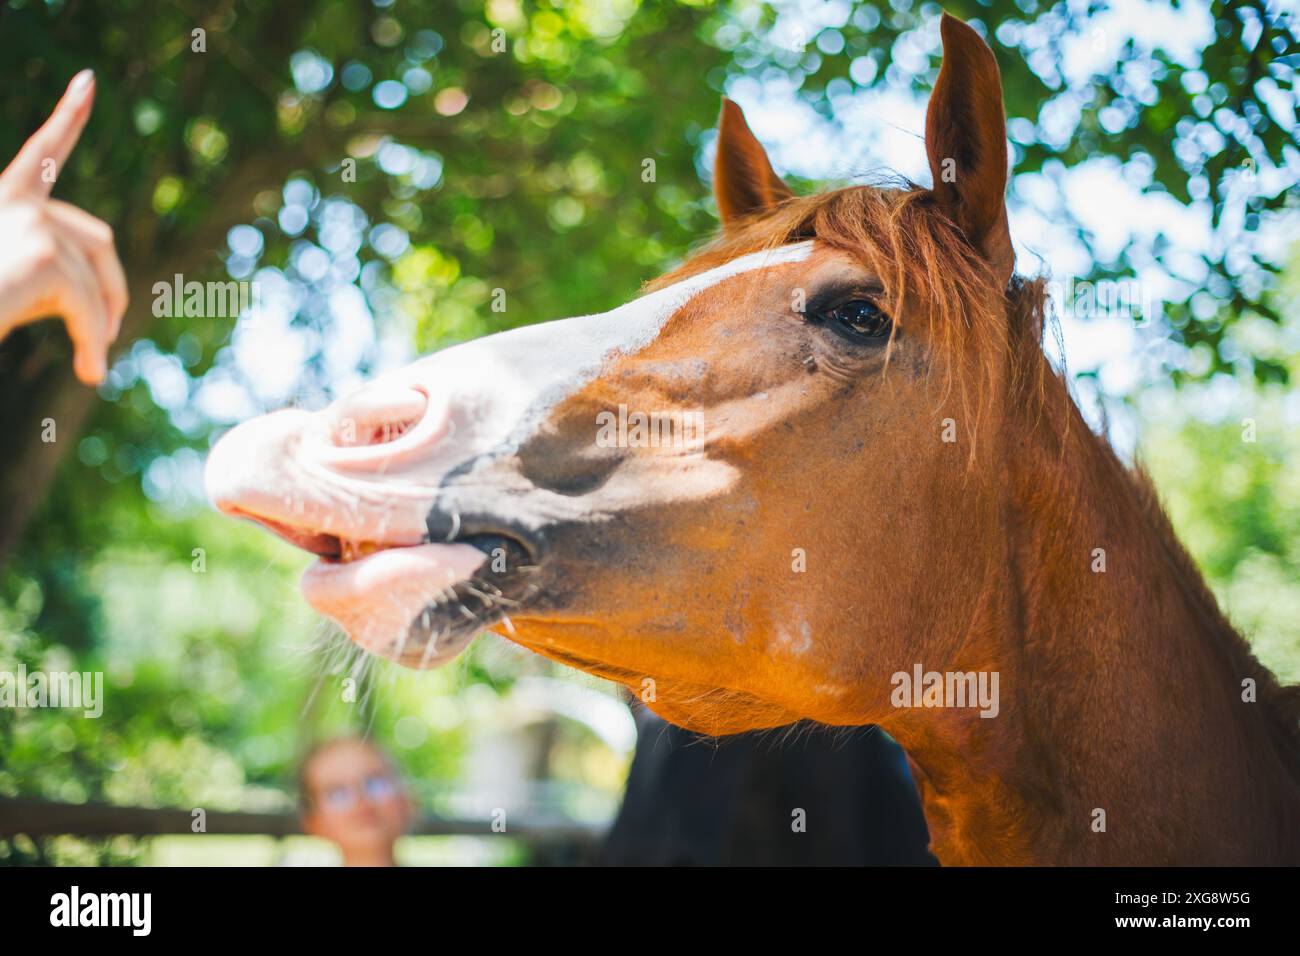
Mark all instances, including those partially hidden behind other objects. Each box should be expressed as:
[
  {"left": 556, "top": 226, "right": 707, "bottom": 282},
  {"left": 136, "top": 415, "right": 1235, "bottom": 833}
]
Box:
[{"left": 69, "top": 69, "right": 94, "bottom": 98}]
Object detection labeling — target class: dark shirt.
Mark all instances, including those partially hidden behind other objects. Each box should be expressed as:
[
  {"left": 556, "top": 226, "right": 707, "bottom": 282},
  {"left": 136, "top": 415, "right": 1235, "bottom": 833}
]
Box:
[{"left": 601, "top": 707, "right": 938, "bottom": 866}]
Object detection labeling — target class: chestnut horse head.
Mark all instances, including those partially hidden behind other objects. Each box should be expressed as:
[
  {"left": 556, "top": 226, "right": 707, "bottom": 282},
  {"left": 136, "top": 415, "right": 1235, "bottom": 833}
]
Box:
[{"left": 207, "top": 15, "right": 1300, "bottom": 864}]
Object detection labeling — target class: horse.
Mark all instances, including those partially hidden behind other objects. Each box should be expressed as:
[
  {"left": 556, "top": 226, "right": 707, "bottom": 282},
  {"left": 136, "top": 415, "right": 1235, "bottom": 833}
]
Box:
[{"left": 204, "top": 14, "right": 1300, "bottom": 865}]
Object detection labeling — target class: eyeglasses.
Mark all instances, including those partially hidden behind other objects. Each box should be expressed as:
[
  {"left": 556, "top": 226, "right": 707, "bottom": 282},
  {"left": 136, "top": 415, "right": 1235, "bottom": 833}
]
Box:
[{"left": 317, "top": 773, "right": 399, "bottom": 812}]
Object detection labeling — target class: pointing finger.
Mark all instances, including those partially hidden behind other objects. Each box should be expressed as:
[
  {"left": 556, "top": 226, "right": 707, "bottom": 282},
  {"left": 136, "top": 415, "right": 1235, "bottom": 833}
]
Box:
[{"left": 0, "top": 70, "right": 95, "bottom": 200}]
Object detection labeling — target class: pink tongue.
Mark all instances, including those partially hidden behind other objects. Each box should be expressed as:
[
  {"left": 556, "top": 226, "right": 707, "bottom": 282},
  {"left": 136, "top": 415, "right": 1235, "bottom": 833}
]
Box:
[{"left": 299, "top": 543, "right": 487, "bottom": 658}]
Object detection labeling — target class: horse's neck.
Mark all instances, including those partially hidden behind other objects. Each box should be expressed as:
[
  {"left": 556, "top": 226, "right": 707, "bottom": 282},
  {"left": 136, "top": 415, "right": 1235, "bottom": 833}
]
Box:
[
  {"left": 967, "top": 403, "right": 1289, "bottom": 868},
  {"left": 902, "top": 401, "right": 1300, "bottom": 865}
]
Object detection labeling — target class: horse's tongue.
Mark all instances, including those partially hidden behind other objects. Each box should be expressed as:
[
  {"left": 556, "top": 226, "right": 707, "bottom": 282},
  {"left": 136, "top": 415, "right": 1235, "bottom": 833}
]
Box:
[{"left": 299, "top": 543, "right": 486, "bottom": 656}]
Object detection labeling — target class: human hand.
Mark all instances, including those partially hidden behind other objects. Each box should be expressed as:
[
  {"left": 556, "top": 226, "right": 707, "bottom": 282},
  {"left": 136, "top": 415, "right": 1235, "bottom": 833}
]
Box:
[{"left": 0, "top": 70, "right": 128, "bottom": 385}]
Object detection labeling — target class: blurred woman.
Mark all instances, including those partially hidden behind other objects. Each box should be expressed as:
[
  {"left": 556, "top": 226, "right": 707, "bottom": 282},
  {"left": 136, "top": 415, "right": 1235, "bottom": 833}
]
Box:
[{"left": 298, "top": 736, "right": 413, "bottom": 867}]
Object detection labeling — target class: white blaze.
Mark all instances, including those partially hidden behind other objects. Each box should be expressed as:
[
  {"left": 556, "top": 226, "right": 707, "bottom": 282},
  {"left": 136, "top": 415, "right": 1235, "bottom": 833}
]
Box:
[
  {"left": 204, "top": 240, "right": 815, "bottom": 548},
  {"left": 376, "top": 240, "right": 815, "bottom": 481}
]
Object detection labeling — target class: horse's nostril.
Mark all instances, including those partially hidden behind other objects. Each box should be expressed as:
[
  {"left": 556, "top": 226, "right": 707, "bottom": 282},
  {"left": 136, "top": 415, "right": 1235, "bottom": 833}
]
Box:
[{"left": 329, "top": 386, "right": 429, "bottom": 448}]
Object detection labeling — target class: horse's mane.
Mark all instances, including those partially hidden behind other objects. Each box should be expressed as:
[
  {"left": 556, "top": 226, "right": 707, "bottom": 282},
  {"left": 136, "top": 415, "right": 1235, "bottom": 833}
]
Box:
[
  {"left": 1129, "top": 463, "right": 1300, "bottom": 777},
  {"left": 1009, "top": 274, "right": 1300, "bottom": 777},
  {"left": 652, "top": 182, "right": 1300, "bottom": 771}
]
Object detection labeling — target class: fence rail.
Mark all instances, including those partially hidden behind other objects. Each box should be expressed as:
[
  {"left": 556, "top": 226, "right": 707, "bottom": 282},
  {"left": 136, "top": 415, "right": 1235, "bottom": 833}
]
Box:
[{"left": 0, "top": 796, "right": 604, "bottom": 848}]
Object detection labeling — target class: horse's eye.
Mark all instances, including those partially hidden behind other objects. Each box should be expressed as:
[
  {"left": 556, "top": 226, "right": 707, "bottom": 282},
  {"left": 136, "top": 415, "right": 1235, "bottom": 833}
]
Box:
[{"left": 823, "top": 299, "right": 892, "bottom": 342}]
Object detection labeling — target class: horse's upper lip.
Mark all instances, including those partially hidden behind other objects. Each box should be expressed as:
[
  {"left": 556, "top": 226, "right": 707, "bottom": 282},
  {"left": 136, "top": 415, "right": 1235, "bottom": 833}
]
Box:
[
  {"left": 223, "top": 508, "right": 353, "bottom": 559},
  {"left": 224, "top": 504, "right": 539, "bottom": 568},
  {"left": 221, "top": 504, "right": 415, "bottom": 563}
]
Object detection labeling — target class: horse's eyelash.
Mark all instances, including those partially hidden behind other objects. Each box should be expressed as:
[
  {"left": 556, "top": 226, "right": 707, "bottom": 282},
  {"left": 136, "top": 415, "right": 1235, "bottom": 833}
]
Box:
[{"left": 805, "top": 286, "right": 887, "bottom": 317}]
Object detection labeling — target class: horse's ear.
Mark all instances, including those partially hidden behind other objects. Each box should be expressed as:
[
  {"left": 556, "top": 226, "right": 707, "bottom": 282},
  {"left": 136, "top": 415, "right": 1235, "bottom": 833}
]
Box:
[
  {"left": 925, "top": 14, "right": 1014, "bottom": 285},
  {"left": 714, "top": 99, "right": 794, "bottom": 227}
]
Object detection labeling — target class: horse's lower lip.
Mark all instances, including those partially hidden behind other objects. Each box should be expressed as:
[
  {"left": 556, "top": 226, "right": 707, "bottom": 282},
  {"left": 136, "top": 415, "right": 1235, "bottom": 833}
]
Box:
[{"left": 300, "top": 543, "right": 489, "bottom": 655}]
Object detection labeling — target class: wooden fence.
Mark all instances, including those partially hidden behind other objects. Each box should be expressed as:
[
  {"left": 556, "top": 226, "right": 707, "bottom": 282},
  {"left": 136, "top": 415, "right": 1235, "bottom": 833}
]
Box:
[{"left": 0, "top": 796, "right": 604, "bottom": 864}]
